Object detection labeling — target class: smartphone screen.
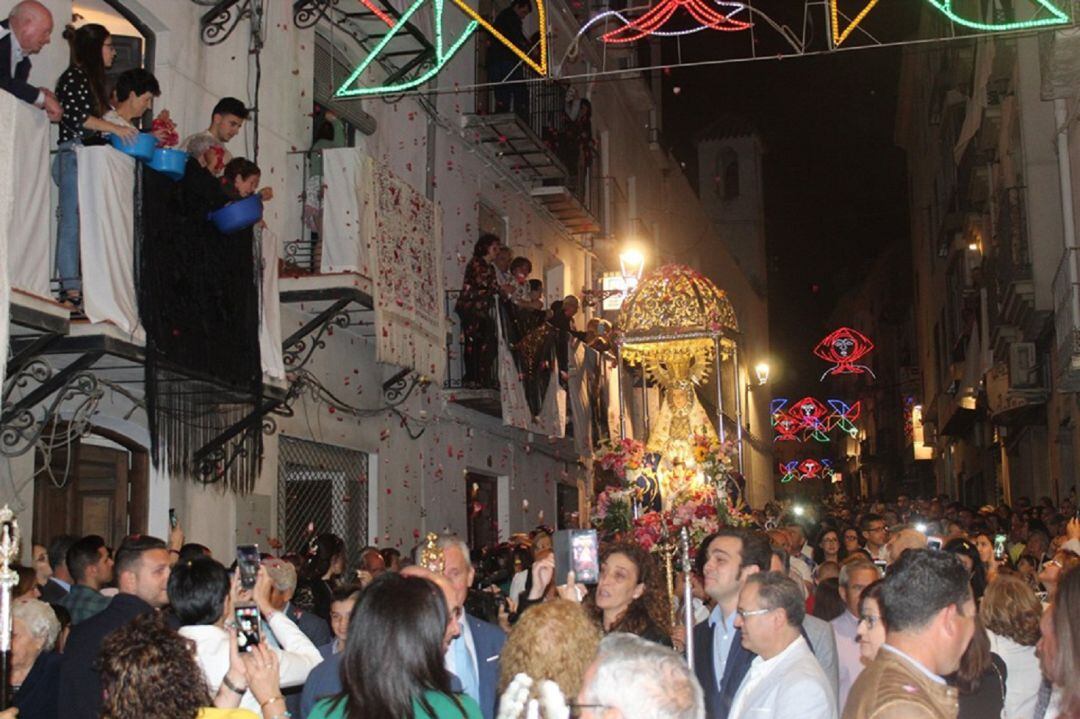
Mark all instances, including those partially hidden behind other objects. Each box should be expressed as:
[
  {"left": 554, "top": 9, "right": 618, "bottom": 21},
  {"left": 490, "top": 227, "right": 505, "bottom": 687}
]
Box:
[
  {"left": 926, "top": 536, "right": 943, "bottom": 551},
  {"left": 236, "top": 544, "right": 260, "bottom": 590},
  {"left": 169, "top": 508, "right": 177, "bottom": 529},
  {"left": 570, "top": 530, "right": 600, "bottom": 585},
  {"left": 873, "top": 559, "right": 888, "bottom": 573},
  {"left": 993, "top": 534, "right": 1007, "bottom": 560},
  {"left": 234, "top": 605, "right": 260, "bottom": 652}
]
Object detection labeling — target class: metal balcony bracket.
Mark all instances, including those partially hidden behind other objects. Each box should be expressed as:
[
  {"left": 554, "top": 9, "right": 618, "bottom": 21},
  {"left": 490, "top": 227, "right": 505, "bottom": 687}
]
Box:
[
  {"left": 0, "top": 352, "right": 106, "bottom": 457},
  {"left": 192, "top": 399, "right": 280, "bottom": 480},
  {"left": 5, "top": 332, "right": 61, "bottom": 380},
  {"left": 281, "top": 297, "right": 355, "bottom": 372}
]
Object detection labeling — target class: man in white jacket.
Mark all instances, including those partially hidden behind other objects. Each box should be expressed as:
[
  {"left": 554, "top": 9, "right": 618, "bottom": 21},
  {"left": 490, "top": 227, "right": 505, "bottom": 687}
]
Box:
[
  {"left": 171, "top": 556, "right": 322, "bottom": 713},
  {"left": 728, "top": 572, "right": 837, "bottom": 719}
]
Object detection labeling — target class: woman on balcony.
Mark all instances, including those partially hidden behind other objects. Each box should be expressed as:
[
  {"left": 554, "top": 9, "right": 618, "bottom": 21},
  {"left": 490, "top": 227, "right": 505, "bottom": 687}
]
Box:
[
  {"left": 455, "top": 234, "right": 501, "bottom": 388},
  {"left": 53, "top": 23, "right": 137, "bottom": 307}
]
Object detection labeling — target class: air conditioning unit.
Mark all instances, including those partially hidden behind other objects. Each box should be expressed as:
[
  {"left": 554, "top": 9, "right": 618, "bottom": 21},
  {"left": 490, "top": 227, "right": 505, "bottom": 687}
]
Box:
[{"left": 1008, "top": 342, "right": 1040, "bottom": 388}]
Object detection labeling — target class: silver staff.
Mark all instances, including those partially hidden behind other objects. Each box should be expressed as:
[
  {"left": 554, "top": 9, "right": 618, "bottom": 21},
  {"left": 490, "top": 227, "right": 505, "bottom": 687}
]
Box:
[
  {"left": 681, "top": 526, "right": 694, "bottom": 669},
  {"left": 0, "top": 506, "right": 20, "bottom": 709}
]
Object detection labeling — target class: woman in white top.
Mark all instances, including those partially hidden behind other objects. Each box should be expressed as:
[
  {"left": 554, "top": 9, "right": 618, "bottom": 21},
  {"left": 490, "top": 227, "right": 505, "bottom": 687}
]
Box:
[{"left": 980, "top": 574, "right": 1043, "bottom": 719}]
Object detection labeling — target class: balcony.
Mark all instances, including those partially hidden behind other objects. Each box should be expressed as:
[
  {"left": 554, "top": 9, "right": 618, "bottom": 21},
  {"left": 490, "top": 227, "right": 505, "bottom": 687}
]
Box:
[
  {"left": 990, "top": 187, "right": 1041, "bottom": 337},
  {"left": 1053, "top": 247, "right": 1080, "bottom": 391},
  {"left": 465, "top": 78, "right": 600, "bottom": 234},
  {"left": 443, "top": 291, "right": 611, "bottom": 454}
]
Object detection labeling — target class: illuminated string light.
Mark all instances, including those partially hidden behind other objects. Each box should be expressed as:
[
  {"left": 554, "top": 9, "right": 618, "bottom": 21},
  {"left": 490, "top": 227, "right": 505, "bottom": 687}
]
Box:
[
  {"left": 830, "top": 0, "right": 1069, "bottom": 47},
  {"left": 576, "top": 5, "right": 747, "bottom": 40},
  {"left": 335, "top": 0, "right": 479, "bottom": 97},
  {"left": 361, "top": 0, "right": 398, "bottom": 28},
  {"left": 814, "top": 327, "right": 876, "bottom": 381},
  {"left": 926, "top": 0, "right": 1068, "bottom": 31},
  {"left": 452, "top": 0, "right": 548, "bottom": 75},
  {"left": 591, "top": 0, "right": 750, "bottom": 44},
  {"left": 771, "top": 397, "right": 862, "bottom": 442},
  {"left": 779, "top": 458, "right": 833, "bottom": 483}
]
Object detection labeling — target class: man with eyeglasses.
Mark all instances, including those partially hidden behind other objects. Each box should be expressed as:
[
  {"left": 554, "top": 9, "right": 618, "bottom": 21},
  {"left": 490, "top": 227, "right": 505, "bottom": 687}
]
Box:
[
  {"left": 832, "top": 561, "right": 882, "bottom": 710},
  {"left": 860, "top": 514, "right": 890, "bottom": 562},
  {"left": 727, "top": 572, "right": 836, "bottom": 719},
  {"left": 843, "top": 550, "right": 976, "bottom": 719}
]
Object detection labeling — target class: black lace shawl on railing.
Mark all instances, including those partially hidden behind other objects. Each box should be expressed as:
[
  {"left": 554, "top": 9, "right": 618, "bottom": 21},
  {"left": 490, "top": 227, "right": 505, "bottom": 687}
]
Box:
[{"left": 135, "top": 160, "right": 262, "bottom": 493}]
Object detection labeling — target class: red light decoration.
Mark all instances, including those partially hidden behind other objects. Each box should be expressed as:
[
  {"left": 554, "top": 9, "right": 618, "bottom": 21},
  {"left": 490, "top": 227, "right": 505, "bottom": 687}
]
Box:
[
  {"left": 779, "top": 458, "right": 833, "bottom": 483},
  {"left": 814, "top": 327, "right": 876, "bottom": 381},
  {"left": 597, "top": 0, "right": 751, "bottom": 44}
]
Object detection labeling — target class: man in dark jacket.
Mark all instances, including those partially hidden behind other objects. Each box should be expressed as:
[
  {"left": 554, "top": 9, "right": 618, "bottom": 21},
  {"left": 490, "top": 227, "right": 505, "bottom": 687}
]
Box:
[
  {"left": 0, "top": 1, "right": 60, "bottom": 119},
  {"left": 692, "top": 528, "right": 771, "bottom": 719},
  {"left": 486, "top": 0, "right": 532, "bottom": 115},
  {"left": 58, "top": 535, "right": 172, "bottom": 719}
]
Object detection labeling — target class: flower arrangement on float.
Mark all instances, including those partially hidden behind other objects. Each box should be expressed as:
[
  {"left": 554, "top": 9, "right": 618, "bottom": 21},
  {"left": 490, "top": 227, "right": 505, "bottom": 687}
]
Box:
[{"left": 591, "top": 434, "right": 751, "bottom": 559}]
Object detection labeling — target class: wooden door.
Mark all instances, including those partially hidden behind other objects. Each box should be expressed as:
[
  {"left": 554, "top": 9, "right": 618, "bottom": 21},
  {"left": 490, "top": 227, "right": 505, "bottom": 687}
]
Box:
[{"left": 34, "top": 435, "right": 147, "bottom": 548}]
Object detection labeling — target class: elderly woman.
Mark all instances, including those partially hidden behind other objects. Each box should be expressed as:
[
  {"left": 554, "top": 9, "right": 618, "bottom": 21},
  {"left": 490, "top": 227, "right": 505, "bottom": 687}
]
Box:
[
  {"left": 11, "top": 598, "right": 61, "bottom": 719},
  {"left": 980, "top": 574, "right": 1043, "bottom": 719}
]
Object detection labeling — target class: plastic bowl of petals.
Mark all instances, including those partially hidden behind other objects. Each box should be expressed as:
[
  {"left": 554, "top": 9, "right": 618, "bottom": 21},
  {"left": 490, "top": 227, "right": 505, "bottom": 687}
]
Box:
[
  {"left": 209, "top": 195, "right": 263, "bottom": 234},
  {"left": 109, "top": 132, "right": 157, "bottom": 162},
  {"left": 147, "top": 148, "right": 188, "bottom": 181}
]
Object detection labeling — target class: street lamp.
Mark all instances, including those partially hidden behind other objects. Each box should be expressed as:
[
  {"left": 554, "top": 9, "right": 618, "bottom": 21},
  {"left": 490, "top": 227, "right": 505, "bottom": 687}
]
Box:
[
  {"left": 619, "top": 248, "right": 646, "bottom": 287},
  {"left": 754, "top": 362, "right": 770, "bottom": 386}
]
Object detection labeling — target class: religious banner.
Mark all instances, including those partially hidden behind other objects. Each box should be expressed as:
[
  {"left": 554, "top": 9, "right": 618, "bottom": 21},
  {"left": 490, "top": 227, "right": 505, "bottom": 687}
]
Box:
[{"left": 360, "top": 156, "right": 446, "bottom": 383}]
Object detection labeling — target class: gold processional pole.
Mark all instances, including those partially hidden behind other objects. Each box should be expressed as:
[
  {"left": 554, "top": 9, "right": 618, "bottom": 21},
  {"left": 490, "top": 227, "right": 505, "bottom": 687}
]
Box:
[{"left": 0, "top": 506, "right": 20, "bottom": 709}]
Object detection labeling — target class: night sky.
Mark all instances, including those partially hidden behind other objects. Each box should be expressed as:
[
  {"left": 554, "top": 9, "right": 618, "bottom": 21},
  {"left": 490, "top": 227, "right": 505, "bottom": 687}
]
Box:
[{"left": 659, "top": 2, "right": 920, "bottom": 395}]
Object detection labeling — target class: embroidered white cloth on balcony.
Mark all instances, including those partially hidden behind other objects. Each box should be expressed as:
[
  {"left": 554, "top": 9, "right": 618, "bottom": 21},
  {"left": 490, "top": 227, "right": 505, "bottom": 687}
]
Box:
[
  {"left": 77, "top": 146, "right": 143, "bottom": 339},
  {"left": 1, "top": 92, "right": 51, "bottom": 299},
  {"left": 496, "top": 316, "right": 566, "bottom": 437},
  {"left": 320, "top": 147, "right": 371, "bottom": 276},
  {"left": 361, "top": 155, "right": 446, "bottom": 383}
]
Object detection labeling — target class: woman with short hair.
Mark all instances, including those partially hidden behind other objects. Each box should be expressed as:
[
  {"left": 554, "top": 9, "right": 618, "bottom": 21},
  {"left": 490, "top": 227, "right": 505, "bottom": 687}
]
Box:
[
  {"left": 980, "top": 574, "right": 1043, "bottom": 719},
  {"left": 11, "top": 599, "right": 61, "bottom": 718}
]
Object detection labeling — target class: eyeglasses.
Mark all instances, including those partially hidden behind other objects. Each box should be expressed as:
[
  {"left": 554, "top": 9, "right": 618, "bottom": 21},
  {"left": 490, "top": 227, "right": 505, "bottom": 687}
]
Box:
[
  {"left": 858, "top": 614, "right": 882, "bottom": 629},
  {"left": 737, "top": 607, "right": 774, "bottom": 620},
  {"left": 867, "top": 526, "right": 890, "bottom": 534},
  {"left": 822, "top": 537, "right": 839, "bottom": 544}
]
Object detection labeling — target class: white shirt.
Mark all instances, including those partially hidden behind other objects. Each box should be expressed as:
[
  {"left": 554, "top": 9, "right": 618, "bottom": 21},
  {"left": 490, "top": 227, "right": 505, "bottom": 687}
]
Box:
[
  {"left": 729, "top": 635, "right": 837, "bottom": 719},
  {"left": 831, "top": 611, "right": 862, "bottom": 710},
  {"left": 987, "top": 630, "right": 1041, "bottom": 719},
  {"left": 179, "top": 611, "right": 322, "bottom": 713}
]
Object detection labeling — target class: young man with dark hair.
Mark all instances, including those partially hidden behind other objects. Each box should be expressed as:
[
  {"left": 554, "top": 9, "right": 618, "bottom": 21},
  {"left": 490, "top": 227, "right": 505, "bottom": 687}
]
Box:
[
  {"left": 692, "top": 527, "right": 772, "bottom": 719},
  {"left": 39, "top": 533, "right": 78, "bottom": 602},
  {"left": 58, "top": 534, "right": 171, "bottom": 719},
  {"left": 181, "top": 95, "right": 249, "bottom": 153},
  {"left": 843, "top": 549, "right": 976, "bottom": 719},
  {"left": 57, "top": 534, "right": 113, "bottom": 624},
  {"left": 860, "top": 513, "right": 890, "bottom": 562}
]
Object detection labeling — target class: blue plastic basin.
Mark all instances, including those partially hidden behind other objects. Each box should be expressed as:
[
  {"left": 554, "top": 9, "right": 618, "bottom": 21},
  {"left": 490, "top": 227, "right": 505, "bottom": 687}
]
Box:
[
  {"left": 209, "top": 195, "right": 263, "bottom": 234},
  {"left": 109, "top": 132, "right": 157, "bottom": 162},
  {"left": 147, "top": 148, "right": 188, "bottom": 181}
]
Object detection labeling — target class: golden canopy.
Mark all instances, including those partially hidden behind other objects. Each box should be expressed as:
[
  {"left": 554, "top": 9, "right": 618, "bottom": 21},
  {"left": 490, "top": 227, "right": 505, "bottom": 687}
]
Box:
[{"left": 617, "top": 264, "right": 738, "bottom": 376}]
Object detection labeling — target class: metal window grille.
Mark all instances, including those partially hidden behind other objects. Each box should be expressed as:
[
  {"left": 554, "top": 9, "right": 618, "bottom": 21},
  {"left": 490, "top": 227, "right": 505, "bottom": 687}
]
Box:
[{"left": 277, "top": 436, "right": 369, "bottom": 572}]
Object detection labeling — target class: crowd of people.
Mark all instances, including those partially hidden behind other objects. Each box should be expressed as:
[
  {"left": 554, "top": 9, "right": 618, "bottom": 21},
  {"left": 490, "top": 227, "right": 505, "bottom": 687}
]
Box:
[
  {"left": 0, "top": 491, "right": 1074, "bottom": 719},
  {"left": 455, "top": 234, "right": 612, "bottom": 399},
  {"left": 0, "top": 1, "right": 271, "bottom": 309}
]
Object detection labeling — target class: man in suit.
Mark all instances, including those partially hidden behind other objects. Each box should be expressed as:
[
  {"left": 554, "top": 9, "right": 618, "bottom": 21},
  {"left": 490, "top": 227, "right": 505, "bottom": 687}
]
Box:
[
  {"left": 39, "top": 534, "right": 79, "bottom": 604},
  {"left": 728, "top": 573, "right": 837, "bottom": 719},
  {"left": 693, "top": 528, "right": 773, "bottom": 719},
  {"left": 419, "top": 533, "right": 506, "bottom": 719},
  {"left": 58, "top": 535, "right": 172, "bottom": 719},
  {"left": 0, "top": 1, "right": 60, "bottom": 119}
]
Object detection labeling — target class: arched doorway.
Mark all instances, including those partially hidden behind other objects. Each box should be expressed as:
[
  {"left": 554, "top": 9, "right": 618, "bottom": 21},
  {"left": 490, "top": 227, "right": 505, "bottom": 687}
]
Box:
[{"left": 33, "top": 427, "right": 149, "bottom": 548}]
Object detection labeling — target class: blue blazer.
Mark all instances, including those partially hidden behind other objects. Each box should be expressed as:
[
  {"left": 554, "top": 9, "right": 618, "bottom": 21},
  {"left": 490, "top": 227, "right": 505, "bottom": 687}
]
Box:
[
  {"left": 693, "top": 620, "right": 754, "bottom": 719},
  {"left": 0, "top": 20, "right": 39, "bottom": 105},
  {"left": 466, "top": 613, "right": 506, "bottom": 719}
]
